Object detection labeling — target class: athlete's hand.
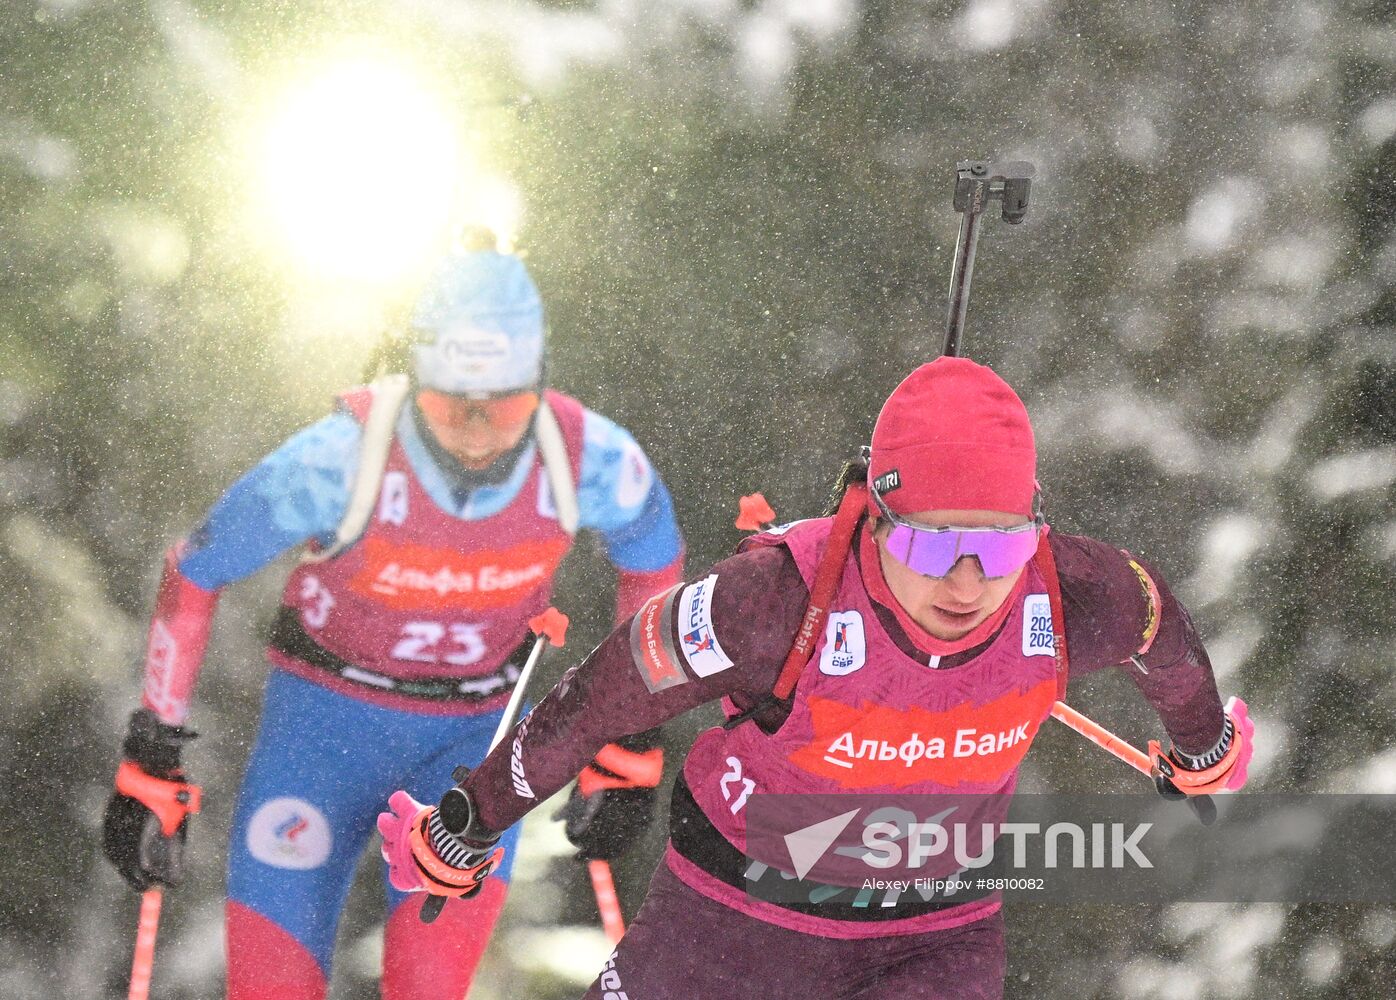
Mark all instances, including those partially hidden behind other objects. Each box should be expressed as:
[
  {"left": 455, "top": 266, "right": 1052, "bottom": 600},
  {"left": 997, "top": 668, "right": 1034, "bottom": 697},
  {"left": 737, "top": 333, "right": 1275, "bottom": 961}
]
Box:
[
  {"left": 556, "top": 743, "right": 663, "bottom": 861},
  {"left": 1150, "top": 696, "right": 1255, "bottom": 798},
  {"left": 102, "top": 709, "right": 202, "bottom": 891},
  {"left": 377, "top": 790, "right": 502, "bottom": 898}
]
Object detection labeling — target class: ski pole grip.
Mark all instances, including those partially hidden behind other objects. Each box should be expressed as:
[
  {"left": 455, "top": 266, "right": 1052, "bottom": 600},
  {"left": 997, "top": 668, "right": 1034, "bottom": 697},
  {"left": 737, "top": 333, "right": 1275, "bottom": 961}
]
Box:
[
  {"left": 417, "top": 788, "right": 502, "bottom": 926},
  {"left": 436, "top": 787, "right": 497, "bottom": 846},
  {"left": 420, "top": 896, "right": 446, "bottom": 924}
]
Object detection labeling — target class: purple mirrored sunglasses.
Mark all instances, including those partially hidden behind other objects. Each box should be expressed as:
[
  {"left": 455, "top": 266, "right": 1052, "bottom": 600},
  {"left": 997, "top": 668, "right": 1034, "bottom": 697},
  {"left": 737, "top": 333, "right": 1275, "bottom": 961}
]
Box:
[{"left": 871, "top": 487, "right": 1044, "bottom": 579}]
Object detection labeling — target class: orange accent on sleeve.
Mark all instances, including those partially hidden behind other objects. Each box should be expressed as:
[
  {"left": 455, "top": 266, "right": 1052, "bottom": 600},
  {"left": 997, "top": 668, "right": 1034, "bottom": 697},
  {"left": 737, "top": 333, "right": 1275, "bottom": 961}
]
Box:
[
  {"left": 1148, "top": 736, "right": 1243, "bottom": 796},
  {"left": 405, "top": 810, "right": 502, "bottom": 892}
]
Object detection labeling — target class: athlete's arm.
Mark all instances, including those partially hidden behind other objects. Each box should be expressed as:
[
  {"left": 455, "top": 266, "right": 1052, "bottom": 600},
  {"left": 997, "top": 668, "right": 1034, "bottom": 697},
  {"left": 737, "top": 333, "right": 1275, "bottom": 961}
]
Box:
[
  {"left": 1051, "top": 532, "right": 1227, "bottom": 757},
  {"left": 461, "top": 545, "right": 806, "bottom": 833},
  {"left": 140, "top": 412, "right": 360, "bottom": 724},
  {"left": 575, "top": 409, "right": 686, "bottom": 621}
]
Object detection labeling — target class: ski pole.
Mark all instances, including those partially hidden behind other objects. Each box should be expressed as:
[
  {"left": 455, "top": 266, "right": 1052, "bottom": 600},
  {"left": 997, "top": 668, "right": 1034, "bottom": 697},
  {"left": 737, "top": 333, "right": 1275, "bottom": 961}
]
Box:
[
  {"left": 127, "top": 888, "right": 163, "bottom": 1000},
  {"left": 1049, "top": 701, "right": 1151, "bottom": 777},
  {"left": 942, "top": 159, "right": 1035, "bottom": 358},
  {"left": 419, "top": 607, "right": 570, "bottom": 924},
  {"left": 588, "top": 859, "right": 626, "bottom": 944},
  {"left": 1049, "top": 700, "right": 1216, "bottom": 824}
]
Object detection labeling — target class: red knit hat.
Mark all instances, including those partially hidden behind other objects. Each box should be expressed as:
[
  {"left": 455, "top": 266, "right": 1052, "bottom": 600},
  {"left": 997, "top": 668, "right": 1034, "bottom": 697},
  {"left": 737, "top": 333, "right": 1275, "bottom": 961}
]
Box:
[{"left": 867, "top": 357, "right": 1037, "bottom": 517}]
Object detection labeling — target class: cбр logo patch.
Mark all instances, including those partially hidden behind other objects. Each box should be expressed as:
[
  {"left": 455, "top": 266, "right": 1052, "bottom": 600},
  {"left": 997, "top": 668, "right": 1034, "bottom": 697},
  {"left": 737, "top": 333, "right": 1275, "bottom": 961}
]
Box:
[{"left": 820, "top": 611, "right": 866, "bottom": 676}]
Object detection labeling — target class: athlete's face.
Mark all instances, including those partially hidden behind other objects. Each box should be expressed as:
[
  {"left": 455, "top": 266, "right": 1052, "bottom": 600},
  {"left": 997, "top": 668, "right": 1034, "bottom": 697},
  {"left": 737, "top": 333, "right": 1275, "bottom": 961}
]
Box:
[
  {"left": 873, "top": 509, "right": 1030, "bottom": 641},
  {"left": 416, "top": 389, "right": 539, "bottom": 470}
]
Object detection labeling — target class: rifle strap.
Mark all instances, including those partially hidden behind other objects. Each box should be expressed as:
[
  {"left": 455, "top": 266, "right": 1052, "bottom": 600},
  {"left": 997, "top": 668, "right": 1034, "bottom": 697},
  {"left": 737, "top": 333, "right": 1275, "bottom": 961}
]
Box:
[
  {"left": 534, "top": 396, "right": 579, "bottom": 537},
  {"left": 302, "top": 374, "right": 411, "bottom": 564},
  {"left": 771, "top": 482, "right": 868, "bottom": 701}
]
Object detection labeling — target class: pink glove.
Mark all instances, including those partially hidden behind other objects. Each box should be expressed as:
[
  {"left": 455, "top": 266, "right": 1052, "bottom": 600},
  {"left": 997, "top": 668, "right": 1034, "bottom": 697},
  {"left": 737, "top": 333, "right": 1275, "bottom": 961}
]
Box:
[
  {"left": 1149, "top": 696, "right": 1256, "bottom": 796},
  {"left": 1221, "top": 696, "right": 1255, "bottom": 791},
  {"left": 377, "top": 790, "right": 504, "bottom": 896},
  {"left": 378, "top": 791, "right": 433, "bottom": 893}
]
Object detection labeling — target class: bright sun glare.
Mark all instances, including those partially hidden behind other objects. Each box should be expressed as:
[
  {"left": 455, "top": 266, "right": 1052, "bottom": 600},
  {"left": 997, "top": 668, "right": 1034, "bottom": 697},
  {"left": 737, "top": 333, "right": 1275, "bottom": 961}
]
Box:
[{"left": 255, "top": 57, "right": 464, "bottom": 283}]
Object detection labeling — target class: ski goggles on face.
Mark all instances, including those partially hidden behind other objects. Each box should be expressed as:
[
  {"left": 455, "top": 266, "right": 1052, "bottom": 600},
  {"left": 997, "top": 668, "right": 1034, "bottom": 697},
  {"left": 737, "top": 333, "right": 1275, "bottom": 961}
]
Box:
[
  {"left": 871, "top": 488, "right": 1044, "bottom": 579},
  {"left": 416, "top": 388, "right": 541, "bottom": 431}
]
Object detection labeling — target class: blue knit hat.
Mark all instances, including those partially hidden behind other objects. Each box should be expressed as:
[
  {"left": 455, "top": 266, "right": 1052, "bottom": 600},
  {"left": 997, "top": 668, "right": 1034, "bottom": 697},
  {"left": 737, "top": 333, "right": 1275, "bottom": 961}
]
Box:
[{"left": 409, "top": 249, "right": 545, "bottom": 395}]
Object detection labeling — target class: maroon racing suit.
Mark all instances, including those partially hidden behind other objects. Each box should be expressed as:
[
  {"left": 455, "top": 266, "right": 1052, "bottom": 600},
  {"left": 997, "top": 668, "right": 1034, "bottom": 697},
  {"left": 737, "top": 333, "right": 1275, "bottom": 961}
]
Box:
[{"left": 458, "top": 515, "right": 1226, "bottom": 998}]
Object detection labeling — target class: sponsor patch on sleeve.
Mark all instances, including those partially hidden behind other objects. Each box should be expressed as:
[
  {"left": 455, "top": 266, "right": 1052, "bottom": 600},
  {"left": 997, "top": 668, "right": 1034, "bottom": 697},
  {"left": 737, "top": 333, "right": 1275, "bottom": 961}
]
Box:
[
  {"left": 1022, "top": 593, "right": 1055, "bottom": 657},
  {"left": 677, "top": 574, "right": 734, "bottom": 678},
  {"left": 629, "top": 584, "right": 687, "bottom": 693}
]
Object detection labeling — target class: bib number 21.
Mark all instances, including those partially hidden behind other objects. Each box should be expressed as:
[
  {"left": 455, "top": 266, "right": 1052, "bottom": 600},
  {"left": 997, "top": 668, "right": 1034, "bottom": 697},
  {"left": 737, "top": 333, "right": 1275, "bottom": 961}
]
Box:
[{"left": 719, "top": 756, "right": 755, "bottom": 814}]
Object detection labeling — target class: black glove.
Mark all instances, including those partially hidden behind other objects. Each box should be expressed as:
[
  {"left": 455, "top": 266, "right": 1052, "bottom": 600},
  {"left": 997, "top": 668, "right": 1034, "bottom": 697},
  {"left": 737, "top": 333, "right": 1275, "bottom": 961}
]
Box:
[
  {"left": 555, "top": 739, "right": 664, "bottom": 861},
  {"left": 556, "top": 785, "right": 657, "bottom": 861},
  {"left": 102, "top": 709, "right": 201, "bottom": 891}
]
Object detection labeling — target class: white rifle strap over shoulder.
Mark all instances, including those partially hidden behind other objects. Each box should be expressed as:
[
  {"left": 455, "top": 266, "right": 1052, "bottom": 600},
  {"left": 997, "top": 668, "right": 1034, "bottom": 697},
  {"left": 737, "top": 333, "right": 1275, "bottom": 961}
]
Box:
[
  {"left": 301, "top": 373, "right": 411, "bottom": 564},
  {"left": 535, "top": 397, "right": 580, "bottom": 537}
]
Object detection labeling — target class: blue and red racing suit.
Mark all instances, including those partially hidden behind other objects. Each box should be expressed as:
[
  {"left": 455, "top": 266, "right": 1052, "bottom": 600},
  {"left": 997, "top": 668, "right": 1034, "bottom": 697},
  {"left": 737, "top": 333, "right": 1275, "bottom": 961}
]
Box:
[{"left": 138, "top": 384, "right": 684, "bottom": 1000}]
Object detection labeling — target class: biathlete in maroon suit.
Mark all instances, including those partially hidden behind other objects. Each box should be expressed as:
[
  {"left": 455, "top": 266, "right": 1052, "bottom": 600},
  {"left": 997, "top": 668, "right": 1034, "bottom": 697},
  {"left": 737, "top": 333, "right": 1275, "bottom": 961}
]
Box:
[
  {"left": 379, "top": 357, "right": 1256, "bottom": 998},
  {"left": 101, "top": 237, "right": 685, "bottom": 1000}
]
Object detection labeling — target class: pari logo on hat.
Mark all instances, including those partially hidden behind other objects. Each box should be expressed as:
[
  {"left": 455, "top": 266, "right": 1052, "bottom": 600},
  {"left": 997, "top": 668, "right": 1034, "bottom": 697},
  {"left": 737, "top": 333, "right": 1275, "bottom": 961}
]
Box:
[
  {"left": 868, "top": 357, "right": 1036, "bottom": 517},
  {"left": 872, "top": 470, "right": 901, "bottom": 495}
]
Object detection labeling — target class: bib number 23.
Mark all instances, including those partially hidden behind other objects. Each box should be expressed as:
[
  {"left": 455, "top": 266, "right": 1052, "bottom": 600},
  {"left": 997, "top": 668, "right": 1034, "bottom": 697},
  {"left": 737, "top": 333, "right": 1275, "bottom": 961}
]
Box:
[{"left": 391, "top": 622, "right": 487, "bottom": 666}]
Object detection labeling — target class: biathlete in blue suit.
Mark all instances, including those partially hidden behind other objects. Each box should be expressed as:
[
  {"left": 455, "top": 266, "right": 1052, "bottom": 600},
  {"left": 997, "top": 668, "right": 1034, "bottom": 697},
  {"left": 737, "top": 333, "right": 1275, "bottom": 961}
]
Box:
[{"left": 102, "top": 231, "right": 685, "bottom": 999}]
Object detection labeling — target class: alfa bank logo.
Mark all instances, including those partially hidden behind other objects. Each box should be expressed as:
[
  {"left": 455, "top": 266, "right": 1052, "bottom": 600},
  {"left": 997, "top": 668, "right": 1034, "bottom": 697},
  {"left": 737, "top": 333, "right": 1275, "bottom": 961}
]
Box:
[
  {"left": 349, "top": 537, "right": 568, "bottom": 610},
  {"left": 788, "top": 681, "right": 1057, "bottom": 789}
]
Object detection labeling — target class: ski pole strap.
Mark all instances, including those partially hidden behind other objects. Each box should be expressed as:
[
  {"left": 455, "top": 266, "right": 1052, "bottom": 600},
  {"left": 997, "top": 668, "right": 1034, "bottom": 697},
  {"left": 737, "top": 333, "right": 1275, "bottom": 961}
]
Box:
[
  {"left": 1029, "top": 527, "right": 1070, "bottom": 701},
  {"left": 772, "top": 482, "right": 868, "bottom": 701},
  {"left": 116, "top": 762, "right": 202, "bottom": 837}
]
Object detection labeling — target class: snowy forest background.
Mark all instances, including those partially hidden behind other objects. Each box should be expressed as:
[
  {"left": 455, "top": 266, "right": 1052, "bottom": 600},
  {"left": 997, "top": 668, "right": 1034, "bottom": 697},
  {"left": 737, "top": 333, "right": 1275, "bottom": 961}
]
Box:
[{"left": 3, "top": 0, "right": 1395, "bottom": 997}]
